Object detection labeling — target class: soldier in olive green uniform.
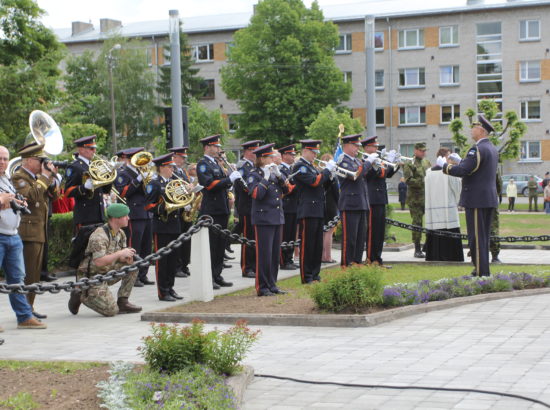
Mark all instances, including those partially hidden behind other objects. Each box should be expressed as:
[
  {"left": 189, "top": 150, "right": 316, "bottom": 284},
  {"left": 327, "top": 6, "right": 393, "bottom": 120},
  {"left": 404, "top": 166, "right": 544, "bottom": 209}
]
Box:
[
  {"left": 68, "top": 204, "right": 142, "bottom": 317},
  {"left": 490, "top": 171, "right": 502, "bottom": 263},
  {"left": 403, "top": 142, "right": 431, "bottom": 257},
  {"left": 528, "top": 175, "right": 539, "bottom": 211}
]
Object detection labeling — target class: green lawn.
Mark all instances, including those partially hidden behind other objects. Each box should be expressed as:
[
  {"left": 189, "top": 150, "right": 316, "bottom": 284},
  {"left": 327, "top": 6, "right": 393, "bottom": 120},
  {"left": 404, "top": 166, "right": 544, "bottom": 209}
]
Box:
[{"left": 387, "top": 209, "right": 549, "bottom": 245}]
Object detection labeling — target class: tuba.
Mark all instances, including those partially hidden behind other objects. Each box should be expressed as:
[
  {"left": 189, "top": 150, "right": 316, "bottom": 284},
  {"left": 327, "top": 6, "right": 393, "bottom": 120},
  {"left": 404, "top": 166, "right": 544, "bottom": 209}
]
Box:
[{"left": 7, "top": 110, "right": 64, "bottom": 177}]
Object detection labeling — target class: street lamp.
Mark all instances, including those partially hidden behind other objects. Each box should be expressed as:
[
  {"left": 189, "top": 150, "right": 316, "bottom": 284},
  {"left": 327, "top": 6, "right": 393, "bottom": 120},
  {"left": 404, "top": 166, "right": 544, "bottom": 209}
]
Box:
[{"left": 107, "top": 43, "right": 121, "bottom": 153}]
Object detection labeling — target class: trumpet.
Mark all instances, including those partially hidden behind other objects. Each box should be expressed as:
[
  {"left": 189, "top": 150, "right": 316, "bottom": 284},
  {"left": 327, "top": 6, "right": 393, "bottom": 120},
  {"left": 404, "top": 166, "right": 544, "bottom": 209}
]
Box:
[
  {"left": 360, "top": 152, "right": 397, "bottom": 168},
  {"left": 314, "top": 159, "right": 358, "bottom": 180},
  {"left": 377, "top": 149, "right": 413, "bottom": 163}
]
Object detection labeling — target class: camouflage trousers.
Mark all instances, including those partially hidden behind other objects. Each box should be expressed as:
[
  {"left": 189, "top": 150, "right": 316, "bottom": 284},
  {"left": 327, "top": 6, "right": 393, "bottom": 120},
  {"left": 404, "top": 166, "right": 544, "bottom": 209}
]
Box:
[
  {"left": 408, "top": 205, "right": 425, "bottom": 245},
  {"left": 490, "top": 208, "right": 500, "bottom": 257},
  {"left": 80, "top": 269, "right": 138, "bottom": 317}
]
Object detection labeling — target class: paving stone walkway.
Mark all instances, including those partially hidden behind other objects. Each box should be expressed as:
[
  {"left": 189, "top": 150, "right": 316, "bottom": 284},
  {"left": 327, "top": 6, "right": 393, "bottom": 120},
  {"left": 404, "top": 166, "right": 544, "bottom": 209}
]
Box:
[{"left": 0, "top": 247, "right": 549, "bottom": 409}]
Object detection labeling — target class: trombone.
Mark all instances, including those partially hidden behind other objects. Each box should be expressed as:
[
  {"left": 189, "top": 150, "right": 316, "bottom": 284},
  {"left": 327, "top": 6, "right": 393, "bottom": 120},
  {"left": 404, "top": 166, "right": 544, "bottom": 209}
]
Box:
[{"left": 314, "top": 159, "right": 359, "bottom": 180}]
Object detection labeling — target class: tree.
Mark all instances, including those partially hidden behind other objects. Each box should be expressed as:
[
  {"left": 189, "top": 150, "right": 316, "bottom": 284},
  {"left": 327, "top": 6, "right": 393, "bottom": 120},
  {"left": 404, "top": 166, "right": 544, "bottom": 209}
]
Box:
[
  {"left": 0, "top": 0, "right": 65, "bottom": 149},
  {"left": 306, "top": 106, "right": 364, "bottom": 154},
  {"left": 221, "top": 0, "right": 351, "bottom": 146},
  {"left": 186, "top": 98, "right": 228, "bottom": 161},
  {"left": 62, "top": 36, "right": 159, "bottom": 150},
  {"left": 156, "top": 24, "right": 205, "bottom": 106},
  {"left": 449, "top": 99, "right": 526, "bottom": 162}
]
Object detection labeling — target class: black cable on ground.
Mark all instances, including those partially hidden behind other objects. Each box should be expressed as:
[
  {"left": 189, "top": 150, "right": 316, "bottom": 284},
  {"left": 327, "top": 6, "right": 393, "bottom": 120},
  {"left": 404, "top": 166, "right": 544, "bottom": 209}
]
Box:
[{"left": 255, "top": 373, "right": 550, "bottom": 408}]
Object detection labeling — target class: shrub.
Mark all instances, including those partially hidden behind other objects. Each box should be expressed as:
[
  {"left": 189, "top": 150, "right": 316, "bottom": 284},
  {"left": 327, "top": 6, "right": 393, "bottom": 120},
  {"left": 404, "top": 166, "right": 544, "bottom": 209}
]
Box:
[
  {"left": 48, "top": 212, "right": 74, "bottom": 270},
  {"left": 140, "top": 320, "right": 259, "bottom": 376},
  {"left": 308, "top": 265, "right": 384, "bottom": 312}
]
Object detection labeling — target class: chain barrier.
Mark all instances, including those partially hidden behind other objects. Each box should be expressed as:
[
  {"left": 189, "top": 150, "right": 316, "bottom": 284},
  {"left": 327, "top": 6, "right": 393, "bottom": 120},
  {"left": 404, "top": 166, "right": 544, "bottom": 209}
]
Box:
[
  {"left": 0, "top": 216, "right": 214, "bottom": 295},
  {"left": 385, "top": 218, "right": 550, "bottom": 243},
  {"left": 210, "top": 215, "right": 341, "bottom": 250}
]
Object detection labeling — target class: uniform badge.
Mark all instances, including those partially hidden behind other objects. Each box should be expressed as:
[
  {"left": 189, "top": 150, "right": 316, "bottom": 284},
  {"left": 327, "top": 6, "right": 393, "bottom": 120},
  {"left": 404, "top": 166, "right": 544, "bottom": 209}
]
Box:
[
  {"left": 66, "top": 168, "right": 73, "bottom": 177},
  {"left": 248, "top": 176, "right": 254, "bottom": 184},
  {"left": 300, "top": 166, "right": 307, "bottom": 174},
  {"left": 467, "top": 149, "right": 476, "bottom": 157},
  {"left": 18, "top": 181, "right": 26, "bottom": 187},
  {"left": 341, "top": 162, "right": 348, "bottom": 168},
  {"left": 199, "top": 164, "right": 207, "bottom": 173},
  {"left": 146, "top": 184, "right": 153, "bottom": 194},
  {"left": 117, "top": 176, "right": 123, "bottom": 184}
]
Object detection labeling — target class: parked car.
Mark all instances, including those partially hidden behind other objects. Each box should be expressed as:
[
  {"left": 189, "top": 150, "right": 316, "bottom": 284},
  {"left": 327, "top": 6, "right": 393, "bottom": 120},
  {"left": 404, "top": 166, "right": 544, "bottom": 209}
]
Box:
[{"left": 502, "top": 174, "right": 543, "bottom": 196}]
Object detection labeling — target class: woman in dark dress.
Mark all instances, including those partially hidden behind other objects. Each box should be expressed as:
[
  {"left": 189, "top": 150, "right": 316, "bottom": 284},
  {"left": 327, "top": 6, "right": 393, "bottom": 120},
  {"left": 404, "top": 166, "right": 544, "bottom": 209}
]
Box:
[
  {"left": 248, "top": 144, "right": 289, "bottom": 296},
  {"left": 398, "top": 177, "right": 407, "bottom": 210}
]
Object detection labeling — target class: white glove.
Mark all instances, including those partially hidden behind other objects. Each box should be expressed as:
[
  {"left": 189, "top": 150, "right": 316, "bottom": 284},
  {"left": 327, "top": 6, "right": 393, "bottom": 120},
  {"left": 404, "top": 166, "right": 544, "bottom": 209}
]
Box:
[
  {"left": 84, "top": 179, "right": 93, "bottom": 190},
  {"left": 436, "top": 156, "right": 446, "bottom": 168},
  {"left": 184, "top": 205, "right": 191, "bottom": 212},
  {"left": 271, "top": 164, "right": 282, "bottom": 177},
  {"left": 394, "top": 153, "right": 402, "bottom": 163},
  {"left": 137, "top": 174, "right": 143, "bottom": 182},
  {"left": 365, "top": 153, "right": 379, "bottom": 164},
  {"left": 262, "top": 167, "right": 271, "bottom": 181},
  {"left": 385, "top": 150, "right": 397, "bottom": 163},
  {"left": 229, "top": 170, "right": 241, "bottom": 183},
  {"left": 449, "top": 153, "right": 461, "bottom": 163},
  {"left": 325, "top": 159, "right": 336, "bottom": 172}
]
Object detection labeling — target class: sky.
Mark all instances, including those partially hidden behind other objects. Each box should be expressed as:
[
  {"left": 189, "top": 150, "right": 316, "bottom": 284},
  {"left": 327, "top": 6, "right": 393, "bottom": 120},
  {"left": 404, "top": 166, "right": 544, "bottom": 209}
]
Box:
[{"left": 36, "top": 0, "right": 461, "bottom": 29}]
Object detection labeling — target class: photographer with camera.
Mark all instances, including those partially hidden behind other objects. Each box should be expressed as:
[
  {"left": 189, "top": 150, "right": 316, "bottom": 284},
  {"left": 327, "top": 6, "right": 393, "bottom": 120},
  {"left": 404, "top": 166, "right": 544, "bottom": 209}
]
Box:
[
  {"left": 0, "top": 145, "right": 47, "bottom": 330},
  {"left": 12, "top": 142, "right": 59, "bottom": 320}
]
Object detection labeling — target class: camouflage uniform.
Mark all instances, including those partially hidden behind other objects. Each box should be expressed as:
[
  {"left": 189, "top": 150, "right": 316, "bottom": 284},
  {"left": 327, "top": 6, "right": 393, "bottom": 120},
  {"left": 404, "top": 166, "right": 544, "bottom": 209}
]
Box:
[
  {"left": 490, "top": 172, "right": 502, "bottom": 261},
  {"left": 528, "top": 178, "right": 539, "bottom": 211},
  {"left": 403, "top": 156, "right": 431, "bottom": 247},
  {"left": 76, "top": 225, "right": 137, "bottom": 317}
]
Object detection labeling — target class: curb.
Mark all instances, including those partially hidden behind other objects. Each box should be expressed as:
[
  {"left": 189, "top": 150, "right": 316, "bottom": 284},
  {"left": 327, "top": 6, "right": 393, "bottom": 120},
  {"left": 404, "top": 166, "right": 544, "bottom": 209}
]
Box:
[
  {"left": 226, "top": 365, "right": 254, "bottom": 407},
  {"left": 141, "top": 288, "right": 550, "bottom": 328}
]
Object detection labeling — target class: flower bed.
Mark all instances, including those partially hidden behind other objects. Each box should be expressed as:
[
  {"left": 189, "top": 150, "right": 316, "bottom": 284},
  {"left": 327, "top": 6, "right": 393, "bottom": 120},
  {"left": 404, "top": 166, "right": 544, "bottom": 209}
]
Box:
[{"left": 383, "top": 272, "right": 550, "bottom": 307}]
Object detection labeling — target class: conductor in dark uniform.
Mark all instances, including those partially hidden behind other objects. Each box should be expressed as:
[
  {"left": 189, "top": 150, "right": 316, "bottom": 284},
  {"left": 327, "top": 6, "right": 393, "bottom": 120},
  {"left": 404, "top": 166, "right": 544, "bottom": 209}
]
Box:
[
  {"left": 145, "top": 153, "right": 183, "bottom": 301},
  {"left": 235, "top": 140, "right": 262, "bottom": 278},
  {"left": 114, "top": 147, "right": 155, "bottom": 287},
  {"left": 197, "top": 135, "right": 242, "bottom": 289},
  {"left": 169, "top": 146, "right": 193, "bottom": 278},
  {"left": 64, "top": 135, "right": 112, "bottom": 232},
  {"left": 362, "top": 136, "right": 398, "bottom": 267},
  {"left": 278, "top": 144, "right": 299, "bottom": 270},
  {"left": 248, "top": 143, "right": 289, "bottom": 296},
  {"left": 292, "top": 140, "right": 335, "bottom": 283},
  {"left": 337, "top": 134, "right": 377, "bottom": 266},
  {"left": 441, "top": 115, "right": 498, "bottom": 277}
]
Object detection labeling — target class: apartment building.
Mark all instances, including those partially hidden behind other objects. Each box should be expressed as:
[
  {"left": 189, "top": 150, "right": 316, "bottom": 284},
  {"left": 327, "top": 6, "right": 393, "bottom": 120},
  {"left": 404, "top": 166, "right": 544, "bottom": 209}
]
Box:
[{"left": 55, "top": 0, "right": 550, "bottom": 175}]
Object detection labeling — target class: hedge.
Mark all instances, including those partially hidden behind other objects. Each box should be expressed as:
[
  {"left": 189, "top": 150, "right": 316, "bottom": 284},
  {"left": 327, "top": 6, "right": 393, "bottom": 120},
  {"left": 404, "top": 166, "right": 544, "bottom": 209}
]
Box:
[{"left": 48, "top": 212, "right": 74, "bottom": 271}]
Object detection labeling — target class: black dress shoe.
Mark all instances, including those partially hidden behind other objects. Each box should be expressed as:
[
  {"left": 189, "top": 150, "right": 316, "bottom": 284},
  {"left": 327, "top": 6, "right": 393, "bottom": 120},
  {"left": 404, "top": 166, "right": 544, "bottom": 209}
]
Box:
[
  {"left": 169, "top": 290, "right": 183, "bottom": 300},
  {"left": 159, "top": 294, "right": 176, "bottom": 302},
  {"left": 491, "top": 257, "right": 502, "bottom": 264},
  {"left": 224, "top": 253, "right": 235, "bottom": 260},
  {"left": 223, "top": 263, "right": 231, "bottom": 269},
  {"left": 226, "top": 247, "right": 234, "bottom": 254},
  {"left": 213, "top": 283, "right": 221, "bottom": 290},
  {"left": 215, "top": 279, "right": 233, "bottom": 287},
  {"left": 32, "top": 311, "right": 47, "bottom": 319},
  {"left": 271, "top": 289, "right": 287, "bottom": 295},
  {"left": 258, "top": 291, "right": 275, "bottom": 296},
  {"left": 414, "top": 251, "right": 425, "bottom": 258},
  {"left": 141, "top": 278, "right": 155, "bottom": 285},
  {"left": 40, "top": 273, "right": 57, "bottom": 282},
  {"left": 182, "top": 267, "right": 191, "bottom": 276},
  {"left": 280, "top": 263, "right": 295, "bottom": 270},
  {"left": 242, "top": 271, "right": 255, "bottom": 278},
  {"left": 175, "top": 270, "right": 188, "bottom": 278},
  {"left": 134, "top": 280, "right": 144, "bottom": 287}
]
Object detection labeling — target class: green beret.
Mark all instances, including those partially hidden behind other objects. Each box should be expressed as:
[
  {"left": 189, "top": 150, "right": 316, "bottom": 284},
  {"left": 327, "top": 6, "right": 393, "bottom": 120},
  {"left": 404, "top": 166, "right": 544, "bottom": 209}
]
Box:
[
  {"left": 106, "top": 203, "right": 130, "bottom": 218},
  {"left": 414, "top": 142, "right": 427, "bottom": 150}
]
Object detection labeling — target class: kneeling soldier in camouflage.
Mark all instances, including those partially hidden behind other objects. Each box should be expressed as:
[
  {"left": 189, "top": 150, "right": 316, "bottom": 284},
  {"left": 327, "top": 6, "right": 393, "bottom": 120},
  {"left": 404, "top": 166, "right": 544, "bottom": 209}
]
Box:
[{"left": 68, "top": 203, "right": 142, "bottom": 316}]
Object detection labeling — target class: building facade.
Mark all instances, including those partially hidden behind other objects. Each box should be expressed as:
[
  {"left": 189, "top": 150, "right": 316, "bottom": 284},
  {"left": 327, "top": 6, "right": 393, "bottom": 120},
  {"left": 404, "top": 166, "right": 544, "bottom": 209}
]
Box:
[{"left": 56, "top": 0, "right": 550, "bottom": 177}]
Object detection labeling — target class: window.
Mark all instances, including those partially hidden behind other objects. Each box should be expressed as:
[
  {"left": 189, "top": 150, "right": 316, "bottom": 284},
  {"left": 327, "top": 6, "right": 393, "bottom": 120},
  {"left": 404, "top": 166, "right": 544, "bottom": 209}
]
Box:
[
  {"left": 476, "top": 22, "right": 502, "bottom": 109},
  {"left": 399, "top": 68, "right": 425, "bottom": 88},
  {"left": 227, "top": 114, "right": 241, "bottom": 133},
  {"left": 375, "top": 32, "right": 384, "bottom": 50},
  {"left": 376, "top": 108, "right": 385, "bottom": 127},
  {"left": 192, "top": 44, "right": 214, "bottom": 62},
  {"left": 439, "top": 25, "right": 458, "bottom": 47},
  {"left": 146, "top": 48, "right": 153, "bottom": 66},
  {"left": 375, "top": 70, "right": 384, "bottom": 89},
  {"left": 441, "top": 104, "right": 460, "bottom": 124},
  {"left": 520, "top": 20, "right": 540, "bottom": 41},
  {"left": 343, "top": 71, "right": 352, "bottom": 83},
  {"left": 399, "top": 143, "right": 415, "bottom": 158},
  {"left": 225, "top": 42, "right": 235, "bottom": 57},
  {"left": 398, "top": 29, "right": 424, "bottom": 49},
  {"left": 440, "top": 142, "right": 461, "bottom": 154},
  {"left": 521, "top": 141, "right": 541, "bottom": 160},
  {"left": 162, "top": 47, "right": 171, "bottom": 66},
  {"left": 336, "top": 34, "right": 352, "bottom": 53},
  {"left": 399, "top": 106, "right": 426, "bottom": 125},
  {"left": 520, "top": 100, "right": 541, "bottom": 121},
  {"left": 440, "top": 66, "right": 460, "bottom": 86},
  {"left": 520, "top": 61, "right": 541, "bottom": 82},
  {"left": 198, "top": 79, "right": 215, "bottom": 99}
]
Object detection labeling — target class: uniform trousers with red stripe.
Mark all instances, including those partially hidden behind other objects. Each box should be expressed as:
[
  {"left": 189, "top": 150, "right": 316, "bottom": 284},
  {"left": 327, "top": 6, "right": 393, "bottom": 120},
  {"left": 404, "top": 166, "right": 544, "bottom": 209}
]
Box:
[
  {"left": 208, "top": 214, "right": 229, "bottom": 283},
  {"left": 154, "top": 232, "right": 178, "bottom": 297},
  {"left": 254, "top": 224, "right": 281, "bottom": 295},
  {"left": 240, "top": 214, "right": 256, "bottom": 276},
  {"left": 298, "top": 217, "right": 323, "bottom": 283},
  {"left": 124, "top": 219, "right": 152, "bottom": 281},
  {"left": 365, "top": 205, "right": 386, "bottom": 264},
  {"left": 281, "top": 212, "right": 297, "bottom": 266},
  {"left": 341, "top": 210, "right": 367, "bottom": 266}
]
